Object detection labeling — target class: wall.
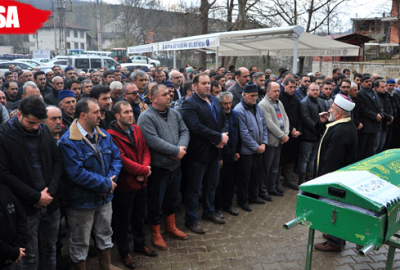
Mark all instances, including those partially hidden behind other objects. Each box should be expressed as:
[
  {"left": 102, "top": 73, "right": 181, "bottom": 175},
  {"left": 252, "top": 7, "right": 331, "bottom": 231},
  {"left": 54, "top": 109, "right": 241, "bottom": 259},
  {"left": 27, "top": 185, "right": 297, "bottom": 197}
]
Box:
[
  {"left": 312, "top": 61, "right": 400, "bottom": 80},
  {"left": 28, "top": 28, "right": 86, "bottom": 54}
]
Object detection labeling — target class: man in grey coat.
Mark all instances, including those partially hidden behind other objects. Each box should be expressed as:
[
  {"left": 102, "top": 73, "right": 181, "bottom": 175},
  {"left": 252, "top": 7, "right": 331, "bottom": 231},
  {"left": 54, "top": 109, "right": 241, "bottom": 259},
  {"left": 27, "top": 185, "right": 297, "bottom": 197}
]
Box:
[
  {"left": 259, "top": 82, "right": 290, "bottom": 200},
  {"left": 229, "top": 67, "right": 250, "bottom": 107},
  {"left": 234, "top": 82, "right": 268, "bottom": 212},
  {"left": 137, "top": 84, "right": 190, "bottom": 251}
]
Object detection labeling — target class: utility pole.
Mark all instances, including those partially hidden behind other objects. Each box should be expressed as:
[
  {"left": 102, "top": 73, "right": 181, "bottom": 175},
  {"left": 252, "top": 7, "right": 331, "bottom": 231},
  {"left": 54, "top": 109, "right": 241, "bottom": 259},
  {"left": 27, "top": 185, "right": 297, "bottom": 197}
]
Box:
[
  {"left": 52, "top": 0, "right": 72, "bottom": 55},
  {"left": 96, "top": 0, "right": 102, "bottom": 51}
]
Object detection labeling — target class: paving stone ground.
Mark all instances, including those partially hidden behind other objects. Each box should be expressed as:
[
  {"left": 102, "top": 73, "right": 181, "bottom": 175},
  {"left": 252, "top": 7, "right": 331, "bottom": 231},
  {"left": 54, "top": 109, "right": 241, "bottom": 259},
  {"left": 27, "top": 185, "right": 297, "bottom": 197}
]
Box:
[{"left": 62, "top": 187, "right": 400, "bottom": 270}]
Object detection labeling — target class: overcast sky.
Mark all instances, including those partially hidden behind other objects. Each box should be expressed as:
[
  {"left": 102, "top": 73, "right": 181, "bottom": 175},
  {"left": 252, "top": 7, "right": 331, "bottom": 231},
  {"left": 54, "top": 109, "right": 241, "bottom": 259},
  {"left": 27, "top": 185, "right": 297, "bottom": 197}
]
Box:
[{"left": 103, "top": 0, "right": 392, "bottom": 31}]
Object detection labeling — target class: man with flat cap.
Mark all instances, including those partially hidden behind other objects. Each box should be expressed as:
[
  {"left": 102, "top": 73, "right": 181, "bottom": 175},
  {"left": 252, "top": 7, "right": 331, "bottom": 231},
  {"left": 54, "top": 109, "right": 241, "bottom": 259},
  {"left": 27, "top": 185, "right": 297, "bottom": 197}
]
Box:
[{"left": 314, "top": 94, "right": 358, "bottom": 252}]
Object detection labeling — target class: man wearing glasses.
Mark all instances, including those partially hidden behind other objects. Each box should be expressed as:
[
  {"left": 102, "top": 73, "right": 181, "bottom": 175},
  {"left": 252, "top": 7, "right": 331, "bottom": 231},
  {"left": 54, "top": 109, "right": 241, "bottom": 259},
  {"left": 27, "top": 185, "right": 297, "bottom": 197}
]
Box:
[
  {"left": 52, "top": 66, "right": 63, "bottom": 77},
  {"left": 294, "top": 75, "right": 311, "bottom": 102},
  {"left": 169, "top": 70, "right": 184, "bottom": 101},
  {"left": 90, "top": 71, "right": 101, "bottom": 86},
  {"left": 122, "top": 83, "right": 148, "bottom": 123},
  {"left": 44, "top": 76, "right": 64, "bottom": 106}
]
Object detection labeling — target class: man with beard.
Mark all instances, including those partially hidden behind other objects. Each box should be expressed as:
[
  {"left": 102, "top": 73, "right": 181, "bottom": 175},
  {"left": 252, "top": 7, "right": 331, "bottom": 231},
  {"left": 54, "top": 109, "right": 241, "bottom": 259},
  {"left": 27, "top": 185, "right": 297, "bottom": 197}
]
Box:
[
  {"left": 34, "top": 71, "right": 51, "bottom": 97},
  {"left": 64, "top": 67, "right": 77, "bottom": 82},
  {"left": 122, "top": 83, "right": 148, "bottom": 123},
  {"left": 294, "top": 75, "right": 311, "bottom": 101},
  {"left": 58, "top": 90, "right": 76, "bottom": 129},
  {"left": 90, "top": 71, "right": 101, "bottom": 86},
  {"left": 107, "top": 101, "right": 157, "bottom": 268},
  {"left": 229, "top": 67, "right": 250, "bottom": 107},
  {"left": 90, "top": 85, "right": 116, "bottom": 130},
  {"left": 357, "top": 75, "right": 381, "bottom": 160},
  {"left": 279, "top": 78, "right": 302, "bottom": 190},
  {"left": 52, "top": 66, "right": 63, "bottom": 77},
  {"left": 252, "top": 72, "right": 266, "bottom": 103},
  {"left": 214, "top": 91, "right": 240, "bottom": 217},
  {"left": 138, "top": 84, "right": 190, "bottom": 249},
  {"left": 210, "top": 81, "right": 222, "bottom": 97},
  {"left": 4, "top": 81, "right": 21, "bottom": 105},
  {"left": 153, "top": 70, "right": 164, "bottom": 84},
  {"left": 314, "top": 94, "right": 357, "bottom": 252},
  {"left": 44, "top": 76, "right": 64, "bottom": 106},
  {"left": 58, "top": 98, "right": 122, "bottom": 270}
]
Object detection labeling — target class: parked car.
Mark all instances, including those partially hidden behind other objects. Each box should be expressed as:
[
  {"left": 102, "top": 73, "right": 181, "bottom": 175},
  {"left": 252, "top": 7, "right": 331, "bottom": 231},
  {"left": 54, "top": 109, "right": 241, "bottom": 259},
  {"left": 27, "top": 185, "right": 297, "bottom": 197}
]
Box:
[
  {"left": 15, "top": 59, "right": 41, "bottom": 67},
  {"left": 129, "top": 55, "right": 160, "bottom": 67},
  {"left": 0, "top": 61, "right": 35, "bottom": 74},
  {"left": 33, "top": 58, "right": 52, "bottom": 64},
  {"left": 67, "top": 55, "right": 119, "bottom": 71},
  {"left": 38, "top": 59, "right": 68, "bottom": 72},
  {"left": 120, "top": 63, "right": 153, "bottom": 72}
]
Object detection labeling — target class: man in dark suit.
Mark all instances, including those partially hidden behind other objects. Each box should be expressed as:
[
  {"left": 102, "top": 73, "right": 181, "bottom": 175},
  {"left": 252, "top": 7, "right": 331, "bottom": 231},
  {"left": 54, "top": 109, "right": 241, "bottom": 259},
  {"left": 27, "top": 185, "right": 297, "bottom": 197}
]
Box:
[
  {"left": 357, "top": 75, "right": 381, "bottom": 160},
  {"left": 181, "top": 73, "right": 229, "bottom": 234}
]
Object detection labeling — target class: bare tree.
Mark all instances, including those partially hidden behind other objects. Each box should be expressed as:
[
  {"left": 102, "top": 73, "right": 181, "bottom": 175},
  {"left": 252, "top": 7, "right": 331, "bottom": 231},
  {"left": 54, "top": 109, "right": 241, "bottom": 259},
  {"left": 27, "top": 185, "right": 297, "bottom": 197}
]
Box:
[{"left": 198, "top": 0, "right": 217, "bottom": 68}]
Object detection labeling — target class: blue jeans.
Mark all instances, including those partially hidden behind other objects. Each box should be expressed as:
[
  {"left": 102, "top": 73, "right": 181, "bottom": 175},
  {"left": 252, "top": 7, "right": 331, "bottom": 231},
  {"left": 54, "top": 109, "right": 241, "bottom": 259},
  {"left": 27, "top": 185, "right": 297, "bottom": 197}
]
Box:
[
  {"left": 21, "top": 208, "right": 60, "bottom": 270},
  {"left": 147, "top": 167, "right": 181, "bottom": 225},
  {"left": 185, "top": 158, "right": 219, "bottom": 225},
  {"left": 298, "top": 141, "right": 319, "bottom": 174}
]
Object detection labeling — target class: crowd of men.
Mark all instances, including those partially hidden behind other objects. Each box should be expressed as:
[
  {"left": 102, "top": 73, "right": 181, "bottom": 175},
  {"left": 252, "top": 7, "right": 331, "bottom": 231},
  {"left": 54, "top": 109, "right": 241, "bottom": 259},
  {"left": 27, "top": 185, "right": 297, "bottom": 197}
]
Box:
[{"left": 0, "top": 61, "right": 399, "bottom": 270}]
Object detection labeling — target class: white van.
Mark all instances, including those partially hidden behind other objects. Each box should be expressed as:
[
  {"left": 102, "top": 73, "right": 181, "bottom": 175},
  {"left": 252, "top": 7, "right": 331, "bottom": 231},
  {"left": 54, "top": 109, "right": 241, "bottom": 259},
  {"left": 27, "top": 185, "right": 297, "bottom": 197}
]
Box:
[{"left": 67, "top": 55, "right": 119, "bottom": 71}]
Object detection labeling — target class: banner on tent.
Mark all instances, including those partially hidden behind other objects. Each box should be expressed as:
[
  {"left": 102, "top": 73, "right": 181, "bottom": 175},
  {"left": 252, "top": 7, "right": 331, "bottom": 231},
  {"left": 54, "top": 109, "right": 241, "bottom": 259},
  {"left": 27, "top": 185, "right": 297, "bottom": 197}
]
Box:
[
  {"left": 128, "top": 44, "right": 158, "bottom": 54},
  {"left": 219, "top": 50, "right": 261, "bottom": 57},
  {"left": 160, "top": 37, "right": 219, "bottom": 51},
  {"left": 276, "top": 48, "right": 358, "bottom": 57}
]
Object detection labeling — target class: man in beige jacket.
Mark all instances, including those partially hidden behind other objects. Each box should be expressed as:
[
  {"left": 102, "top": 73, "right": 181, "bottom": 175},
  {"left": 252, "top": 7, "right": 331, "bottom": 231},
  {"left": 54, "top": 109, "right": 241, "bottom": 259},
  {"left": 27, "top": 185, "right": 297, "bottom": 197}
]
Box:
[{"left": 258, "top": 82, "right": 290, "bottom": 200}]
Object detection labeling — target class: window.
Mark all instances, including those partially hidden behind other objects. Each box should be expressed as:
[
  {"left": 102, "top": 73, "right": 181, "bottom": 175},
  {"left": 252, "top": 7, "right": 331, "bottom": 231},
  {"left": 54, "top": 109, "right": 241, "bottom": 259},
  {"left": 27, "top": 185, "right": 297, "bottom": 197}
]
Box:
[
  {"left": 74, "top": 30, "right": 78, "bottom": 38},
  {"left": 104, "top": 59, "right": 116, "bottom": 69},
  {"left": 91, "top": 59, "right": 102, "bottom": 69},
  {"left": 76, "top": 59, "right": 90, "bottom": 69},
  {"left": 74, "top": 42, "right": 78, "bottom": 49},
  {"left": 80, "top": 31, "right": 84, "bottom": 38},
  {"left": 81, "top": 43, "right": 84, "bottom": 50},
  {"left": 66, "top": 29, "right": 70, "bottom": 37},
  {"left": 67, "top": 42, "right": 71, "bottom": 49}
]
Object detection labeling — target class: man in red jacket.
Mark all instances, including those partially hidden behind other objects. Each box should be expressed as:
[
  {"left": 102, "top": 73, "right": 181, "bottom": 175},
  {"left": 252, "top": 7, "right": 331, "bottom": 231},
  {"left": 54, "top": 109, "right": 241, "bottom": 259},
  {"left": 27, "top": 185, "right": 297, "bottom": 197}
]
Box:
[{"left": 107, "top": 101, "right": 157, "bottom": 269}]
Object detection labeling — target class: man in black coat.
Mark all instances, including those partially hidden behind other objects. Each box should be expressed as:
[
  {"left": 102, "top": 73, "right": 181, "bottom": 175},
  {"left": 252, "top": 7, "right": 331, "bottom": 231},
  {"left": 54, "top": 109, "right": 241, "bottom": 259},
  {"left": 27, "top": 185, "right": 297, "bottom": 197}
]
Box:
[
  {"left": 279, "top": 78, "right": 302, "bottom": 190},
  {"left": 0, "top": 184, "right": 27, "bottom": 269},
  {"left": 298, "top": 83, "right": 328, "bottom": 183},
  {"left": 314, "top": 94, "right": 357, "bottom": 252},
  {"left": 357, "top": 75, "right": 382, "bottom": 160},
  {"left": 374, "top": 80, "right": 394, "bottom": 154},
  {"left": 0, "top": 96, "right": 62, "bottom": 269},
  {"left": 181, "top": 73, "right": 229, "bottom": 234}
]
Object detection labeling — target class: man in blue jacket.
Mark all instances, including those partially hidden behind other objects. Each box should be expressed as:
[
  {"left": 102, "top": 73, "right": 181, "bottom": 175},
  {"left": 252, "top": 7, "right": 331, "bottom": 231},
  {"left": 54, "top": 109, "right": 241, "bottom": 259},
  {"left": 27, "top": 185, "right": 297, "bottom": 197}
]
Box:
[
  {"left": 59, "top": 98, "right": 122, "bottom": 270},
  {"left": 181, "top": 73, "right": 229, "bottom": 234},
  {"left": 234, "top": 82, "right": 269, "bottom": 212}
]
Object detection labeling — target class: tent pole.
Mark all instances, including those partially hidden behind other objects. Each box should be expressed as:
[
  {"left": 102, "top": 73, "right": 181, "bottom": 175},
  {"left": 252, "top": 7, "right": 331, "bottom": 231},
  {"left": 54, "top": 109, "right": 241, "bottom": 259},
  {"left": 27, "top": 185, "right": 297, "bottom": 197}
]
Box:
[
  {"left": 173, "top": 50, "right": 176, "bottom": 69},
  {"left": 293, "top": 34, "right": 299, "bottom": 74},
  {"left": 216, "top": 47, "right": 219, "bottom": 70}
]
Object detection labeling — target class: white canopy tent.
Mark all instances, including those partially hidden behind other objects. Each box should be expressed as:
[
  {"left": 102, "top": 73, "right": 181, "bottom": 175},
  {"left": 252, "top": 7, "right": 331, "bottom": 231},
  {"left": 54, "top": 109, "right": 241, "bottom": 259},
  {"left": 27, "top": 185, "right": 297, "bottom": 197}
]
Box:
[{"left": 127, "top": 26, "right": 360, "bottom": 73}]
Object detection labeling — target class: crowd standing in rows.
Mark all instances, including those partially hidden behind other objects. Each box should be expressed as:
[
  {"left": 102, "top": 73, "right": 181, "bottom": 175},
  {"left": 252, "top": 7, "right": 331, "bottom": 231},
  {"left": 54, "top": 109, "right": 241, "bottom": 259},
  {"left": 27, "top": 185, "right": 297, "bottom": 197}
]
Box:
[{"left": 0, "top": 62, "right": 399, "bottom": 269}]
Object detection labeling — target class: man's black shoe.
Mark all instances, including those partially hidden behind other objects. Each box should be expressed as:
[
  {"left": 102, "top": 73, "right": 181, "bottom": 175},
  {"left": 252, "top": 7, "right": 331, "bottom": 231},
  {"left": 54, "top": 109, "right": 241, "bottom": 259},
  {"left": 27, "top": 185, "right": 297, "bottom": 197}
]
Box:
[
  {"left": 248, "top": 198, "right": 265, "bottom": 204},
  {"left": 239, "top": 203, "right": 252, "bottom": 212},
  {"left": 269, "top": 189, "right": 284, "bottom": 196},
  {"left": 260, "top": 194, "right": 273, "bottom": 202},
  {"left": 185, "top": 223, "right": 206, "bottom": 234},
  {"left": 223, "top": 206, "right": 239, "bottom": 216},
  {"left": 215, "top": 210, "right": 225, "bottom": 219},
  {"left": 202, "top": 214, "right": 226, "bottom": 224}
]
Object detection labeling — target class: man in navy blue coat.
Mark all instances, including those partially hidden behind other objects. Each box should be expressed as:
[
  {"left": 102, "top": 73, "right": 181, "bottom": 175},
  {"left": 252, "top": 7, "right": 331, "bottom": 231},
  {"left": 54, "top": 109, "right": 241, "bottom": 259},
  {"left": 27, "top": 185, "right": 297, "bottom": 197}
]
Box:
[{"left": 181, "top": 73, "right": 229, "bottom": 234}]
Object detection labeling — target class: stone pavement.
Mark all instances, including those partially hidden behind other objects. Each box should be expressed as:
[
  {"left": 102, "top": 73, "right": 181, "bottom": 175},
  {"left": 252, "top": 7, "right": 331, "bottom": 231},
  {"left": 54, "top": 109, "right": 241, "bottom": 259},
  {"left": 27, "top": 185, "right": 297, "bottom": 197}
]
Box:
[{"left": 62, "top": 188, "right": 400, "bottom": 270}]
